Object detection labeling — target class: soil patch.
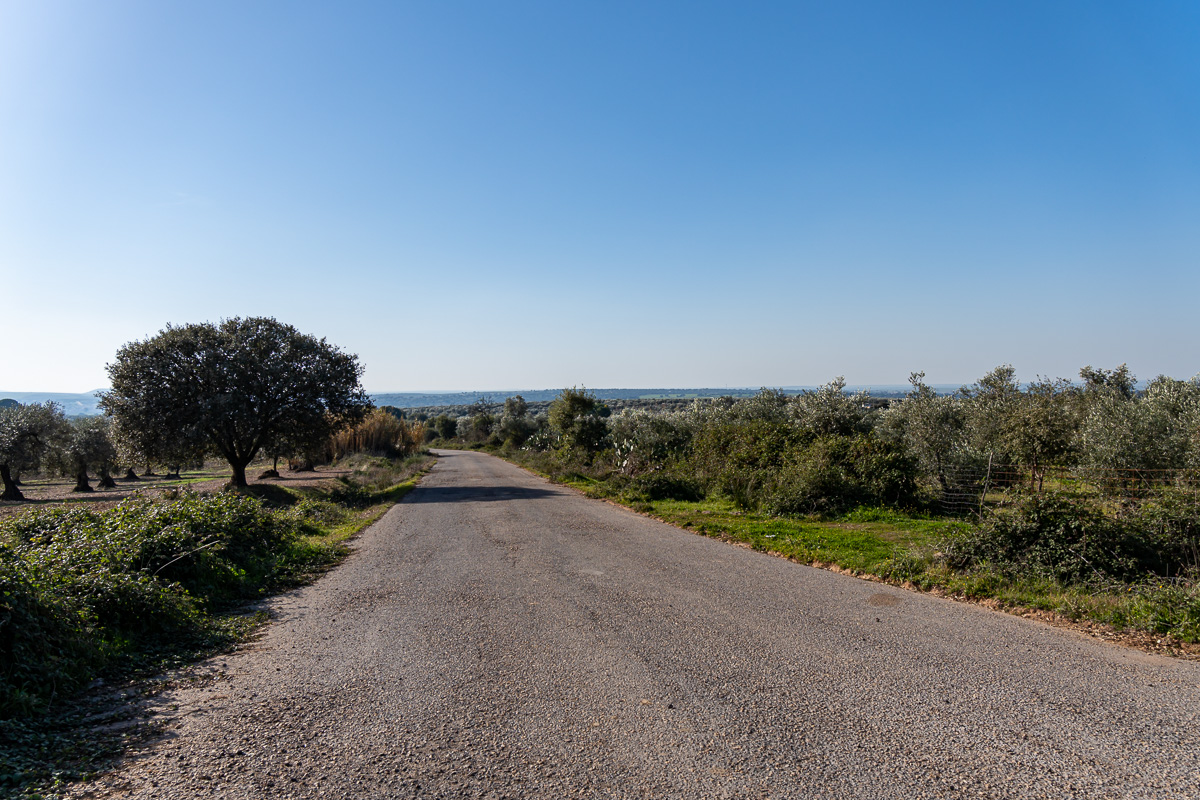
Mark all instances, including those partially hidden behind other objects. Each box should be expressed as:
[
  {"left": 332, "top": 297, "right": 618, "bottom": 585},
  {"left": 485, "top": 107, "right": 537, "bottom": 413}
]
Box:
[{"left": 0, "top": 462, "right": 352, "bottom": 518}]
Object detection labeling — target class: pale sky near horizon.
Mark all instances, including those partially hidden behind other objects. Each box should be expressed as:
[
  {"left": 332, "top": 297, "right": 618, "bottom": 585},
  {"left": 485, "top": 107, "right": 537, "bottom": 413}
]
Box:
[{"left": 2, "top": 1, "right": 1197, "bottom": 393}]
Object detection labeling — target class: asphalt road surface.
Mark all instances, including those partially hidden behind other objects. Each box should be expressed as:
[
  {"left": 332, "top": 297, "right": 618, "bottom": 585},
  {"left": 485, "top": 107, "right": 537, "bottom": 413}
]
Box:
[{"left": 69, "top": 450, "right": 1200, "bottom": 799}]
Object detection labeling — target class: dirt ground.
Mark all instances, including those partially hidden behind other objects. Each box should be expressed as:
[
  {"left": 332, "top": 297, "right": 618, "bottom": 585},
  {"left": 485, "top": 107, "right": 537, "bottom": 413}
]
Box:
[{"left": 0, "top": 461, "right": 352, "bottom": 518}]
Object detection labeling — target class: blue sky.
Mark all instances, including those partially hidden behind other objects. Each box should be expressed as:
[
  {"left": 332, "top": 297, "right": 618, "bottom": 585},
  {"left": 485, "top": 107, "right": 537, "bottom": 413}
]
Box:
[{"left": 2, "top": 1, "right": 1197, "bottom": 393}]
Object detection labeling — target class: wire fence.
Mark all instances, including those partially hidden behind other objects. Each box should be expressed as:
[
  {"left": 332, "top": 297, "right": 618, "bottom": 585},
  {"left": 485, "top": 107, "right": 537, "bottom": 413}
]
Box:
[{"left": 934, "top": 462, "right": 1200, "bottom": 518}]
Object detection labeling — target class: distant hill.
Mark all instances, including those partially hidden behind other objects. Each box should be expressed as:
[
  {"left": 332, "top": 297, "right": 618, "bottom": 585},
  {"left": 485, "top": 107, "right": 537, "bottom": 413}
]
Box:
[
  {"left": 0, "top": 384, "right": 965, "bottom": 417},
  {"left": 369, "top": 388, "right": 764, "bottom": 408},
  {"left": 0, "top": 391, "right": 105, "bottom": 416},
  {"left": 369, "top": 385, "right": 963, "bottom": 409}
]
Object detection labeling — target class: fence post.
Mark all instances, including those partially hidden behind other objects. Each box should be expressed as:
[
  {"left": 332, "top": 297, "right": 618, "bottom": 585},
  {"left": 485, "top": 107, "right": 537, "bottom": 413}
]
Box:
[{"left": 978, "top": 453, "right": 993, "bottom": 518}]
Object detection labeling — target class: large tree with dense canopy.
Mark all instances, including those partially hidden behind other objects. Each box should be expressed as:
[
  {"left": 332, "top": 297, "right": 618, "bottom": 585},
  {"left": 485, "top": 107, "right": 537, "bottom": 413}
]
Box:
[{"left": 101, "top": 317, "right": 371, "bottom": 487}]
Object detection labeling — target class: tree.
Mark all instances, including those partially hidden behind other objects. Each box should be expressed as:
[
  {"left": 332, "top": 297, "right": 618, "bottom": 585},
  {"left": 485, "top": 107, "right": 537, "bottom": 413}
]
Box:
[
  {"left": 890, "top": 372, "right": 966, "bottom": 491},
  {"left": 110, "top": 411, "right": 205, "bottom": 479},
  {"left": 1080, "top": 364, "right": 1136, "bottom": 400},
  {"left": 960, "top": 364, "right": 1021, "bottom": 457},
  {"left": 503, "top": 395, "right": 528, "bottom": 419},
  {"left": 498, "top": 395, "right": 535, "bottom": 447},
  {"left": 548, "top": 387, "right": 609, "bottom": 456},
  {"left": 789, "top": 377, "right": 872, "bottom": 437},
  {"left": 1079, "top": 374, "right": 1200, "bottom": 478},
  {"left": 51, "top": 416, "right": 119, "bottom": 492},
  {"left": 101, "top": 317, "right": 371, "bottom": 488},
  {"left": 1001, "top": 377, "right": 1078, "bottom": 490},
  {"left": 0, "top": 402, "right": 67, "bottom": 500},
  {"left": 432, "top": 414, "right": 459, "bottom": 440}
]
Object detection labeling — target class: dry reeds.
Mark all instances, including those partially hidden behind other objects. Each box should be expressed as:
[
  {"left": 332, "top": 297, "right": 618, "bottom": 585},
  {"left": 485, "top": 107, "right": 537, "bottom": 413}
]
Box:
[{"left": 329, "top": 409, "right": 425, "bottom": 461}]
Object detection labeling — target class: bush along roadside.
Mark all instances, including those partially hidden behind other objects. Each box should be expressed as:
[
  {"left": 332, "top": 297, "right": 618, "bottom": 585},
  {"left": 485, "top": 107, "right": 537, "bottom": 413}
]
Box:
[{"left": 0, "top": 453, "right": 433, "bottom": 798}]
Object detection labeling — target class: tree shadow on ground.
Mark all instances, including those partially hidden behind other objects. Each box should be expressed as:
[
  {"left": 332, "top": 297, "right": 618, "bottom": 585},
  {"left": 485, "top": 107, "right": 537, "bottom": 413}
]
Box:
[{"left": 408, "top": 485, "right": 560, "bottom": 504}]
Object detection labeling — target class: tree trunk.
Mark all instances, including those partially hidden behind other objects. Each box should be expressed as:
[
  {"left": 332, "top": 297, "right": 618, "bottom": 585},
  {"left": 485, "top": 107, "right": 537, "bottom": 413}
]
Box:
[
  {"left": 98, "top": 468, "right": 117, "bottom": 488},
  {"left": 142, "top": 464, "right": 157, "bottom": 476},
  {"left": 73, "top": 468, "right": 93, "bottom": 493},
  {"left": 166, "top": 465, "right": 181, "bottom": 479},
  {"left": 124, "top": 468, "right": 141, "bottom": 481},
  {"left": 0, "top": 463, "right": 24, "bottom": 501},
  {"left": 229, "top": 460, "right": 249, "bottom": 487}
]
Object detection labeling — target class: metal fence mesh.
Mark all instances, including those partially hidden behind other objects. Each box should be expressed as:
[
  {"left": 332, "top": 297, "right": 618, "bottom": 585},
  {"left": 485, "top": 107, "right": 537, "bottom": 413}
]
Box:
[{"left": 934, "top": 463, "right": 1200, "bottom": 517}]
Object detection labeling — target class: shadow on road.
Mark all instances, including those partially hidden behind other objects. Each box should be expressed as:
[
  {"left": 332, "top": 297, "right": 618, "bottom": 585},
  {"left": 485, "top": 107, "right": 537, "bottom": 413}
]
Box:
[{"left": 409, "top": 485, "right": 560, "bottom": 504}]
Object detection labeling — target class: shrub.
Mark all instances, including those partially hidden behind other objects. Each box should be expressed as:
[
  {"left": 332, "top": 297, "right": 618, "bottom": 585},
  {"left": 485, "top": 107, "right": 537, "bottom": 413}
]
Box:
[
  {"left": 1129, "top": 487, "right": 1200, "bottom": 578},
  {"left": 624, "top": 471, "right": 705, "bottom": 502},
  {"left": 5, "top": 494, "right": 298, "bottom": 616},
  {"left": 757, "top": 435, "right": 918, "bottom": 516},
  {"left": 943, "top": 493, "right": 1158, "bottom": 583},
  {"left": 0, "top": 491, "right": 347, "bottom": 717},
  {"left": 690, "top": 420, "right": 806, "bottom": 508},
  {"left": 0, "top": 548, "right": 97, "bottom": 716}
]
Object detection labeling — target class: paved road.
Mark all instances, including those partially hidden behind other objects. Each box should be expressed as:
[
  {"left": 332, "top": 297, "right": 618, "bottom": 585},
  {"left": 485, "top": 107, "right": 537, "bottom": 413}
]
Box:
[{"left": 71, "top": 450, "right": 1200, "bottom": 799}]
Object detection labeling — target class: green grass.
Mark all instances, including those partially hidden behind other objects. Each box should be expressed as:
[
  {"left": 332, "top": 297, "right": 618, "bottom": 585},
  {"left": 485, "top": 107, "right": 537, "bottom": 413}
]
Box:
[{"left": 634, "top": 496, "right": 960, "bottom": 574}]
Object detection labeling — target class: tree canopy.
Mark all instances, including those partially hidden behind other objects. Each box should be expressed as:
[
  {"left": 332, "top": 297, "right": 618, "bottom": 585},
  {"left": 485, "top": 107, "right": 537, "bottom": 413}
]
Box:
[
  {"left": 0, "top": 402, "right": 67, "bottom": 500},
  {"left": 101, "top": 317, "right": 371, "bottom": 487},
  {"left": 50, "top": 416, "right": 120, "bottom": 492}
]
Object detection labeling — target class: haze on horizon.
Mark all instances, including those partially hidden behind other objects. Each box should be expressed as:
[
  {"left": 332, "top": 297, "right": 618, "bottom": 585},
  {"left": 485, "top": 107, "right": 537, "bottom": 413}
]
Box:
[{"left": 2, "top": 1, "right": 1197, "bottom": 395}]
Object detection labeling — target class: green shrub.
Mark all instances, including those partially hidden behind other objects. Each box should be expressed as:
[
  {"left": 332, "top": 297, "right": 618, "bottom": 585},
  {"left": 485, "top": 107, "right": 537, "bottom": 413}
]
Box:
[
  {"left": 944, "top": 493, "right": 1157, "bottom": 583},
  {"left": 548, "top": 387, "right": 610, "bottom": 458},
  {"left": 1132, "top": 487, "right": 1200, "bottom": 578},
  {"left": 0, "top": 492, "right": 312, "bottom": 717},
  {"left": 625, "top": 471, "right": 705, "bottom": 502},
  {"left": 690, "top": 420, "right": 807, "bottom": 508},
  {"left": 697, "top": 431, "right": 920, "bottom": 516},
  {"left": 7, "top": 494, "right": 298, "bottom": 612},
  {"left": 0, "top": 548, "right": 97, "bottom": 717}
]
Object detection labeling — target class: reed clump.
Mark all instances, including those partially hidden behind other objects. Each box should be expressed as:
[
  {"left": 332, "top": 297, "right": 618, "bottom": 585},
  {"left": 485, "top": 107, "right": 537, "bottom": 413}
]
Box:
[{"left": 328, "top": 408, "right": 424, "bottom": 461}]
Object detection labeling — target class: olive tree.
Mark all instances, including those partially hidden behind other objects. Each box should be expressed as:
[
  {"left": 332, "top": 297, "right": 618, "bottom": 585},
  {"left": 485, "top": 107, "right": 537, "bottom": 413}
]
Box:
[
  {"left": 1001, "top": 377, "right": 1078, "bottom": 490},
  {"left": 960, "top": 364, "right": 1022, "bottom": 458},
  {"left": 50, "top": 416, "right": 120, "bottom": 492},
  {"left": 887, "top": 372, "right": 966, "bottom": 491},
  {"left": 0, "top": 402, "right": 67, "bottom": 500},
  {"left": 789, "top": 377, "right": 872, "bottom": 437},
  {"left": 101, "top": 317, "right": 371, "bottom": 487},
  {"left": 498, "top": 395, "right": 536, "bottom": 447},
  {"left": 1080, "top": 364, "right": 1137, "bottom": 400},
  {"left": 110, "top": 407, "right": 207, "bottom": 478},
  {"left": 1079, "top": 374, "right": 1200, "bottom": 476},
  {"left": 548, "top": 387, "right": 609, "bottom": 456}
]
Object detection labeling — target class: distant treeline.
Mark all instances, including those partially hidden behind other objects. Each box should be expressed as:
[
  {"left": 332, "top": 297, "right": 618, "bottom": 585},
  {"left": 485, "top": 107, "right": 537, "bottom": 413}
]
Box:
[
  {"left": 0, "top": 385, "right": 960, "bottom": 417},
  {"left": 372, "top": 385, "right": 961, "bottom": 409},
  {"left": 373, "top": 387, "right": 765, "bottom": 409}
]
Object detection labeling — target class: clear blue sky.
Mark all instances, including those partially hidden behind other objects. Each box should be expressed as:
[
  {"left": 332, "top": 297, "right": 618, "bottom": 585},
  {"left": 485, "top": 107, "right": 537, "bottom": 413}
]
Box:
[{"left": 2, "top": 1, "right": 1197, "bottom": 393}]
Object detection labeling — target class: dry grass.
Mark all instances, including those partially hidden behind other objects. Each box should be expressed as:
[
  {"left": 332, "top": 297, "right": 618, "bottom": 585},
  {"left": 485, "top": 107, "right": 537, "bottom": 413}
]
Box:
[{"left": 328, "top": 409, "right": 424, "bottom": 461}]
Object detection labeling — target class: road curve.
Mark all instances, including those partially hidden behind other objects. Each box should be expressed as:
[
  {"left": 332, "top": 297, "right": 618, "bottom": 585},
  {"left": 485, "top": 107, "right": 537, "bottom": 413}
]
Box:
[{"left": 69, "top": 450, "right": 1200, "bottom": 799}]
